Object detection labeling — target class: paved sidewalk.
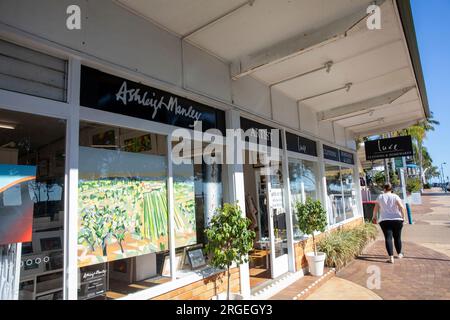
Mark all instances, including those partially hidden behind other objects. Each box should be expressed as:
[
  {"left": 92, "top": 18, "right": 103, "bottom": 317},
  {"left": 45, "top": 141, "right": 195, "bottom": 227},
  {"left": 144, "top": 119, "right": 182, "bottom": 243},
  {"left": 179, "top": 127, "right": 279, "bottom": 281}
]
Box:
[
  {"left": 305, "top": 277, "right": 381, "bottom": 300},
  {"left": 337, "top": 240, "right": 450, "bottom": 300},
  {"left": 336, "top": 191, "right": 450, "bottom": 300},
  {"left": 273, "top": 190, "right": 450, "bottom": 300}
]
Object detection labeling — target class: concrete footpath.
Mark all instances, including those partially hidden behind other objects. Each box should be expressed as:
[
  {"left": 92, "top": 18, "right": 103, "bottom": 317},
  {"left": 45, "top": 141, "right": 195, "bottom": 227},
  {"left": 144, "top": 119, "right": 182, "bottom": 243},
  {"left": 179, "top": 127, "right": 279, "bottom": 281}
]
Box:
[{"left": 275, "top": 189, "right": 450, "bottom": 300}]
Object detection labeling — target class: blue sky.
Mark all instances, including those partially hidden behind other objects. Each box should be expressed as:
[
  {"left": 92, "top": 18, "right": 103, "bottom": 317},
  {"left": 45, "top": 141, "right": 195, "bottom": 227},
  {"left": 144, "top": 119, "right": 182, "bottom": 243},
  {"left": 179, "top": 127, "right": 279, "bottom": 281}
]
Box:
[{"left": 411, "top": 0, "right": 450, "bottom": 182}]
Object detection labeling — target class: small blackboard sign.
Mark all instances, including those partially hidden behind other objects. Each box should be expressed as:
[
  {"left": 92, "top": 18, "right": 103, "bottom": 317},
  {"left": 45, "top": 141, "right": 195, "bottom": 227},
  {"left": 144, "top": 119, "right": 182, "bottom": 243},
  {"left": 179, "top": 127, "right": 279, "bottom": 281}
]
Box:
[{"left": 187, "top": 248, "right": 207, "bottom": 269}]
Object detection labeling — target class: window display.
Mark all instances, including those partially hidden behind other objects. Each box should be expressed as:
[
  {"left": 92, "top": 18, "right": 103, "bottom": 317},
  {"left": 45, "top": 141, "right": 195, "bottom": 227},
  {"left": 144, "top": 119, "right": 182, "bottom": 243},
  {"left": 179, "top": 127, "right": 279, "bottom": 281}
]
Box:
[
  {"left": 341, "top": 167, "right": 356, "bottom": 220},
  {"left": 325, "top": 165, "right": 345, "bottom": 225},
  {"left": 0, "top": 108, "right": 66, "bottom": 300},
  {"left": 171, "top": 139, "right": 223, "bottom": 276},
  {"left": 288, "top": 159, "right": 319, "bottom": 240},
  {"left": 78, "top": 122, "right": 170, "bottom": 299}
]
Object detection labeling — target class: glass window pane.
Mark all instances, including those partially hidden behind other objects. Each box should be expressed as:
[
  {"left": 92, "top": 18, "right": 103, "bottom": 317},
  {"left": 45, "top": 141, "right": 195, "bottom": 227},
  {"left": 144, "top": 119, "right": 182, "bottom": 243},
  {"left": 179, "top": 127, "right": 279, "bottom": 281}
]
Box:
[
  {"left": 325, "top": 165, "right": 344, "bottom": 224},
  {"left": 77, "top": 122, "right": 169, "bottom": 300},
  {"left": 341, "top": 167, "right": 355, "bottom": 220},
  {"left": 0, "top": 108, "right": 66, "bottom": 300},
  {"left": 288, "top": 159, "right": 318, "bottom": 240},
  {"left": 270, "top": 161, "right": 288, "bottom": 258},
  {"left": 171, "top": 138, "right": 223, "bottom": 278}
]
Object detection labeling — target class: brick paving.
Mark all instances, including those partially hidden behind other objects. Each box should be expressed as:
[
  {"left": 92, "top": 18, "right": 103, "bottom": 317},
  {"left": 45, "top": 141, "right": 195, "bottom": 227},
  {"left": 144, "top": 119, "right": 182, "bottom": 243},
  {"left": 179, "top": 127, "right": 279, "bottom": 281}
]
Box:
[
  {"left": 273, "top": 190, "right": 450, "bottom": 300},
  {"left": 337, "top": 240, "right": 450, "bottom": 300},
  {"left": 270, "top": 268, "right": 335, "bottom": 300}
]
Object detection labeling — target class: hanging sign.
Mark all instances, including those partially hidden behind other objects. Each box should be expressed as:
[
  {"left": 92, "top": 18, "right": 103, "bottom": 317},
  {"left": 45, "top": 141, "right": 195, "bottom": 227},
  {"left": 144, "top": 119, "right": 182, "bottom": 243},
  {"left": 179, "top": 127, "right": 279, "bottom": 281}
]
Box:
[
  {"left": 80, "top": 66, "right": 225, "bottom": 132},
  {"left": 323, "top": 145, "right": 340, "bottom": 162},
  {"left": 364, "top": 136, "right": 413, "bottom": 160},
  {"left": 286, "top": 132, "right": 317, "bottom": 157}
]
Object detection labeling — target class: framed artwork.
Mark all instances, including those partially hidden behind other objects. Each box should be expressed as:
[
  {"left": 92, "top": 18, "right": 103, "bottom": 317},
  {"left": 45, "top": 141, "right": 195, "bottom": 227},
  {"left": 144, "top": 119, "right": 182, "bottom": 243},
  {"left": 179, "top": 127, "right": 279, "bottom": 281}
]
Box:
[
  {"left": 123, "top": 133, "right": 154, "bottom": 153},
  {"left": 161, "top": 253, "right": 183, "bottom": 277},
  {"left": 91, "top": 129, "right": 116, "bottom": 147}
]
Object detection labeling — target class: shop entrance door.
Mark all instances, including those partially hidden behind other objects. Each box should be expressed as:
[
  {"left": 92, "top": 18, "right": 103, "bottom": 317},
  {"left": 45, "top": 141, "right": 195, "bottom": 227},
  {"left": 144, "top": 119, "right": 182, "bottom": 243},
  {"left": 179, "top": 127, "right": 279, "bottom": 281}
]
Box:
[{"left": 255, "top": 166, "right": 289, "bottom": 279}]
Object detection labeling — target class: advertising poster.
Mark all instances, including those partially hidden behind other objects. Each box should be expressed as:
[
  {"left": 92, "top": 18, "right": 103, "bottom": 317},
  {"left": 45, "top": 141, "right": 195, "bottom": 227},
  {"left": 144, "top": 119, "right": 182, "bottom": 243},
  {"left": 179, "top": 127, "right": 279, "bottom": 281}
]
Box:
[
  {"left": 0, "top": 164, "right": 37, "bottom": 245},
  {"left": 77, "top": 147, "right": 197, "bottom": 268}
]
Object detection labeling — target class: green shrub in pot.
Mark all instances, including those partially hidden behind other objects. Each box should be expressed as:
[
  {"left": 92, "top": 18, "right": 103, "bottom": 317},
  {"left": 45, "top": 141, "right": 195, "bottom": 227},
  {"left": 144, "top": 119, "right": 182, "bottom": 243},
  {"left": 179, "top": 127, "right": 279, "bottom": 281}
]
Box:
[
  {"left": 204, "top": 203, "right": 255, "bottom": 300},
  {"left": 295, "top": 198, "right": 328, "bottom": 276}
]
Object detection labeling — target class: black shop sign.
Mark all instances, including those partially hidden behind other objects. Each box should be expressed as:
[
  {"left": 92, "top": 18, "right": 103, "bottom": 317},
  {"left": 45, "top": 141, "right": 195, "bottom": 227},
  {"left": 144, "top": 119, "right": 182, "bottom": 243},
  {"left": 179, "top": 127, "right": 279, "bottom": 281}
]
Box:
[
  {"left": 80, "top": 66, "right": 225, "bottom": 132},
  {"left": 323, "top": 145, "right": 340, "bottom": 162},
  {"left": 240, "top": 117, "right": 283, "bottom": 148},
  {"left": 364, "top": 136, "right": 413, "bottom": 160},
  {"left": 286, "top": 132, "right": 317, "bottom": 157},
  {"left": 339, "top": 150, "right": 355, "bottom": 165}
]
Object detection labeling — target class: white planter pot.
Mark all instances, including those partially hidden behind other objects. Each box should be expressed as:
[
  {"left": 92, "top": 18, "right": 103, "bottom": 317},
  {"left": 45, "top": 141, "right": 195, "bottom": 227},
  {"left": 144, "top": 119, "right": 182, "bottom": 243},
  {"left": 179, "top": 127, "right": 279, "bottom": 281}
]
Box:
[
  {"left": 213, "top": 292, "right": 244, "bottom": 300},
  {"left": 305, "top": 252, "right": 326, "bottom": 276}
]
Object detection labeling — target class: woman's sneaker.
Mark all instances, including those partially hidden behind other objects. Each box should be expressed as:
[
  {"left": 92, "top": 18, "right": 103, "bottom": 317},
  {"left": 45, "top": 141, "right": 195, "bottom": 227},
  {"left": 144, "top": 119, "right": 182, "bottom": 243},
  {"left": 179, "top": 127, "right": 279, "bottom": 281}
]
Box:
[
  {"left": 386, "top": 256, "right": 395, "bottom": 264},
  {"left": 398, "top": 253, "right": 404, "bottom": 259}
]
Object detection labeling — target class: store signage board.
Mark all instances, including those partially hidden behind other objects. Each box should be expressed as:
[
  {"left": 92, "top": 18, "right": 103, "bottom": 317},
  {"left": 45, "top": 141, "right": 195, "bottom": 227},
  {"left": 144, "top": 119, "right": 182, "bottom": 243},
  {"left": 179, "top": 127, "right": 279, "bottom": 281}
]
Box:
[
  {"left": 0, "top": 164, "right": 36, "bottom": 245},
  {"left": 240, "top": 117, "right": 283, "bottom": 148},
  {"left": 187, "top": 248, "right": 207, "bottom": 269},
  {"left": 339, "top": 150, "right": 355, "bottom": 165},
  {"left": 365, "top": 136, "right": 413, "bottom": 160},
  {"left": 323, "top": 145, "right": 340, "bottom": 162},
  {"left": 78, "top": 264, "right": 107, "bottom": 300},
  {"left": 286, "top": 132, "right": 317, "bottom": 157},
  {"left": 80, "top": 66, "right": 225, "bottom": 132}
]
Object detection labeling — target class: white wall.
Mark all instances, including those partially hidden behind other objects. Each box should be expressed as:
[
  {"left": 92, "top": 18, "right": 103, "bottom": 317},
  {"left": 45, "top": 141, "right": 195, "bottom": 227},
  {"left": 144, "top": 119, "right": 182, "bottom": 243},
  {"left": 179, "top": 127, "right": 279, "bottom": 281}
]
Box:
[
  {"left": 0, "top": 0, "right": 356, "bottom": 151},
  {"left": 334, "top": 122, "right": 347, "bottom": 147},
  {"left": 231, "top": 76, "right": 271, "bottom": 118},
  {"left": 298, "top": 103, "right": 318, "bottom": 136},
  {"left": 0, "top": 0, "right": 181, "bottom": 85},
  {"left": 271, "top": 87, "right": 299, "bottom": 129},
  {"left": 183, "top": 42, "right": 232, "bottom": 103}
]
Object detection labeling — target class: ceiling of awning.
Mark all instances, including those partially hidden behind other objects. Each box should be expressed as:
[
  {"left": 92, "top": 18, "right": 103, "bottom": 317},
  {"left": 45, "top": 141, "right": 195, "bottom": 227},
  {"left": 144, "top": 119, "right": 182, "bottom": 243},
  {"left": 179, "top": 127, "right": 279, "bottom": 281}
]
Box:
[{"left": 116, "top": 0, "right": 428, "bottom": 138}]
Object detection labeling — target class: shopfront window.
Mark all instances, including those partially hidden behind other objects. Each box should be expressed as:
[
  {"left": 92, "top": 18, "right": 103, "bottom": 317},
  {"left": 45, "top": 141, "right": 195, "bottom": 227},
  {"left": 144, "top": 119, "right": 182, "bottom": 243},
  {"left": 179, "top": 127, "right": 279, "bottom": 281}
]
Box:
[
  {"left": 341, "top": 167, "right": 356, "bottom": 220},
  {"left": 288, "top": 159, "right": 318, "bottom": 240},
  {"left": 325, "top": 165, "right": 344, "bottom": 225},
  {"left": 171, "top": 138, "right": 223, "bottom": 277},
  {"left": 270, "top": 162, "right": 288, "bottom": 258},
  {"left": 0, "top": 108, "right": 66, "bottom": 300},
  {"left": 77, "top": 122, "right": 170, "bottom": 299}
]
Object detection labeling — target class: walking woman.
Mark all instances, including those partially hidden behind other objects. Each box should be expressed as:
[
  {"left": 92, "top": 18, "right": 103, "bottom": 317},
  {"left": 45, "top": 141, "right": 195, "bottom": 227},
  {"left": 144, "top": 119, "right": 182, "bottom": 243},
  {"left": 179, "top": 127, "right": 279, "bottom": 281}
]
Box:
[{"left": 372, "top": 183, "right": 407, "bottom": 264}]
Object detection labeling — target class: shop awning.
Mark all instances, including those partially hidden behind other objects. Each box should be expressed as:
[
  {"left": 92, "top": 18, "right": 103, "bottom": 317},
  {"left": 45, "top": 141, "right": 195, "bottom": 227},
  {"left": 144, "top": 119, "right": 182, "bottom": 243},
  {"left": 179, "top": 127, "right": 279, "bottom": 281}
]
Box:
[{"left": 116, "top": 0, "right": 429, "bottom": 139}]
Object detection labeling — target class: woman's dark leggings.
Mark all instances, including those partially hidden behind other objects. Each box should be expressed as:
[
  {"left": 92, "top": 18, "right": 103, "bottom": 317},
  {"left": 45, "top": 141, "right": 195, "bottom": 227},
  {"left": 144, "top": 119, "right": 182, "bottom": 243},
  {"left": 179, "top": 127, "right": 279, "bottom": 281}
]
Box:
[{"left": 379, "top": 220, "right": 403, "bottom": 256}]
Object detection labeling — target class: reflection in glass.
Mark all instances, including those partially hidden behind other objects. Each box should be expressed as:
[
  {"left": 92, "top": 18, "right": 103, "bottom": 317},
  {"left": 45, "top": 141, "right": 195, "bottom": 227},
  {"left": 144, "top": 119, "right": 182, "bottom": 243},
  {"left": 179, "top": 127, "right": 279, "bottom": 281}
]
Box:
[
  {"left": 269, "top": 162, "right": 288, "bottom": 259},
  {"left": 341, "top": 167, "right": 355, "bottom": 220},
  {"left": 171, "top": 139, "right": 223, "bottom": 277},
  {"left": 288, "top": 159, "right": 318, "bottom": 240},
  {"left": 0, "top": 109, "right": 66, "bottom": 300},
  {"left": 325, "top": 165, "right": 344, "bottom": 224},
  {"left": 78, "top": 122, "right": 169, "bottom": 299}
]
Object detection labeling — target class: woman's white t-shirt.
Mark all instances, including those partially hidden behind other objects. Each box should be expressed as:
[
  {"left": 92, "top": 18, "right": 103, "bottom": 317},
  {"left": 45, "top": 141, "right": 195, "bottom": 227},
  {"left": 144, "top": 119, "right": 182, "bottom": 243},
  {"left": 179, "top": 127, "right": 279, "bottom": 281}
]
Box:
[{"left": 377, "top": 192, "right": 404, "bottom": 222}]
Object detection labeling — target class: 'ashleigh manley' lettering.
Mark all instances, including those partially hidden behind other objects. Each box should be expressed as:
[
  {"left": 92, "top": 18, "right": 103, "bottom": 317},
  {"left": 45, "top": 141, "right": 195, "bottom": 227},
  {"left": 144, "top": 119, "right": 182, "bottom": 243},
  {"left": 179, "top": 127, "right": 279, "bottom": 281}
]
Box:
[{"left": 115, "top": 81, "right": 202, "bottom": 127}]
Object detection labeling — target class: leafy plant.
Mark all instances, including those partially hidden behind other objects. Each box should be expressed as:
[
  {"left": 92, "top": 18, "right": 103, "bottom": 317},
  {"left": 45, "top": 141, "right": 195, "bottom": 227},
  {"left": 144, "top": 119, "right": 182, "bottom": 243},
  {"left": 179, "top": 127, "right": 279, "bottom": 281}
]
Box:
[
  {"left": 406, "top": 177, "right": 421, "bottom": 193},
  {"left": 318, "top": 223, "right": 378, "bottom": 269},
  {"left": 204, "top": 203, "right": 255, "bottom": 300},
  {"left": 295, "top": 198, "right": 327, "bottom": 255},
  {"left": 111, "top": 206, "right": 129, "bottom": 253}
]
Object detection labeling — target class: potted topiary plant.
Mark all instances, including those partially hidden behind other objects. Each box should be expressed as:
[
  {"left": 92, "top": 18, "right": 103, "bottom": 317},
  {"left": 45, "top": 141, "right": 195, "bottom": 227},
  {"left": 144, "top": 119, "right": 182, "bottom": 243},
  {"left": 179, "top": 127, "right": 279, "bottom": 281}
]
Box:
[
  {"left": 295, "top": 197, "right": 328, "bottom": 276},
  {"left": 205, "top": 203, "right": 255, "bottom": 300}
]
